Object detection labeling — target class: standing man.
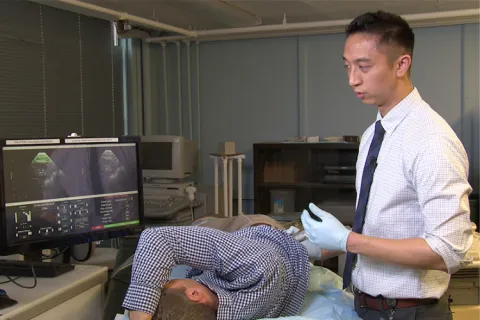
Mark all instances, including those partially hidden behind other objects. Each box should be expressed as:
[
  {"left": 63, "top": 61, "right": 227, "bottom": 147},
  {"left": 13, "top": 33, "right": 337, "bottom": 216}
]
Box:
[{"left": 301, "top": 10, "right": 473, "bottom": 320}]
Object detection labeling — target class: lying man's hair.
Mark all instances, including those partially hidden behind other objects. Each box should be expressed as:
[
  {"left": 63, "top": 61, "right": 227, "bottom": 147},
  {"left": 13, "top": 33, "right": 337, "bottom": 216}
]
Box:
[{"left": 153, "top": 288, "right": 217, "bottom": 320}]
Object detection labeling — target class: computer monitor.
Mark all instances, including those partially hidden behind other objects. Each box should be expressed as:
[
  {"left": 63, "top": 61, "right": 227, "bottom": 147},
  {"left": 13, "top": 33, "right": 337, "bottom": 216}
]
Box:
[
  {"left": 0, "top": 136, "right": 144, "bottom": 256},
  {"left": 140, "top": 135, "right": 197, "bottom": 182}
]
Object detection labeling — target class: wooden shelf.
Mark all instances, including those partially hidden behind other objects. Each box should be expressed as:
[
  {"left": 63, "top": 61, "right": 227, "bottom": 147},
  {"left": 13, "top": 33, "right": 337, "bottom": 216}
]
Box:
[
  {"left": 253, "top": 142, "right": 359, "bottom": 274},
  {"left": 253, "top": 142, "right": 359, "bottom": 215},
  {"left": 255, "top": 142, "right": 359, "bottom": 150}
]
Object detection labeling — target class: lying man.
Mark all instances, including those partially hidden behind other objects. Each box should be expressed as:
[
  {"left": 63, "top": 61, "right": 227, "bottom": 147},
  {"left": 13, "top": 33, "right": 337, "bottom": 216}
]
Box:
[{"left": 122, "top": 214, "right": 322, "bottom": 320}]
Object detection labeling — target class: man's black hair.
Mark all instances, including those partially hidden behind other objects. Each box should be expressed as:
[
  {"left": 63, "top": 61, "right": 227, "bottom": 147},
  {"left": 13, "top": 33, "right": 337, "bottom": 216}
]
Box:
[{"left": 345, "top": 11, "right": 415, "bottom": 56}]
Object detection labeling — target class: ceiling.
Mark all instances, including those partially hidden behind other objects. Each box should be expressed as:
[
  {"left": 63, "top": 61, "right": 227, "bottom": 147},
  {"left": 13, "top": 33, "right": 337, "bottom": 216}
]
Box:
[{"left": 78, "top": 0, "right": 480, "bottom": 30}]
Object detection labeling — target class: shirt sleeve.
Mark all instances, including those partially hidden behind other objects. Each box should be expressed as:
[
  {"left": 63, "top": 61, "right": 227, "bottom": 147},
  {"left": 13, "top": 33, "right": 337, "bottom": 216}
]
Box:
[
  {"left": 121, "top": 226, "right": 278, "bottom": 315},
  {"left": 411, "top": 133, "right": 474, "bottom": 274}
]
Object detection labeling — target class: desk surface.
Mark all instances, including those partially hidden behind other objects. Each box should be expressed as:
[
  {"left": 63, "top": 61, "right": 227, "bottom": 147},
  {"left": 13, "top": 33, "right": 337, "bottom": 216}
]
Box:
[
  {"left": 0, "top": 264, "right": 108, "bottom": 320},
  {"left": 74, "top": 247, "right": 119, "bottom": 270}
]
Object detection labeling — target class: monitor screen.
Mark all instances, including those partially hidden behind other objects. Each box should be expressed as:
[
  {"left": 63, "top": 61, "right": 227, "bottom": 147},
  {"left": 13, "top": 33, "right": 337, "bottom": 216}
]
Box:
[
  {"left": 0, "top": 138, "right": 143, "bottom": 253},
  {"left": 141, "top": 142, "right": 173, "bottom": 170}
]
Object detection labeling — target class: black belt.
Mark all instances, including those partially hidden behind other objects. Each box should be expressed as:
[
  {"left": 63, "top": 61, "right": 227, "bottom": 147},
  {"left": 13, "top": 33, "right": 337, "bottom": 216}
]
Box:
[{"left": 353, "top": 287, "right": 438, "bottom": 311}]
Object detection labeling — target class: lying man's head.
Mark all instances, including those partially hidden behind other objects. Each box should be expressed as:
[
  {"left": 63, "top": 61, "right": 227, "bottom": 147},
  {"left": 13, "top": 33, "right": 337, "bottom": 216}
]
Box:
[{"left": 153, "top": 279, "right": 218, "bottom": 320}]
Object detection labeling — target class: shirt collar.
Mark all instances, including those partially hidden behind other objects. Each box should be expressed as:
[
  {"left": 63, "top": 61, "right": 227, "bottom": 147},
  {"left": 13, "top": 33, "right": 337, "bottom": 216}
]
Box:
[{"left": 376, "top": 87, "right": 422, "bottom": 134}]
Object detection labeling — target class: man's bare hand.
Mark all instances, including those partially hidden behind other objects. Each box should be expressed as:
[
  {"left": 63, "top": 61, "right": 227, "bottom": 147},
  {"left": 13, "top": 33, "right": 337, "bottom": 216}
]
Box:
[{"left": 129, "top": 311, "right": 152, "bottom": 320}]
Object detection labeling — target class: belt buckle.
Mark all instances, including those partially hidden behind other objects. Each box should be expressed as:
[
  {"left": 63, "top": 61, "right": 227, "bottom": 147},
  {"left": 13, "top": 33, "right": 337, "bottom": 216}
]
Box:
[
  {"left": 352, "top": 285, "right": 361, "bottom": 295},
  {"left": 386, "top": 298, "right": 397, "bottom": 308},
  {"left": 385, "top": 298, "right": 397, "bottom": 320}
]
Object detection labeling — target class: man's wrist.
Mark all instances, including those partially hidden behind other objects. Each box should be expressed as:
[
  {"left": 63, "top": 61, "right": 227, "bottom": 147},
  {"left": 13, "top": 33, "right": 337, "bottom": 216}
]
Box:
[
  {"left": 346, "top": 232, "right": 367, "bottom": 254},
  {"left": 320, "top": 249, "right": 345, "bottom": 260},
  {"left": 130, "top": 311, "right": 153, "bottom": 320}
]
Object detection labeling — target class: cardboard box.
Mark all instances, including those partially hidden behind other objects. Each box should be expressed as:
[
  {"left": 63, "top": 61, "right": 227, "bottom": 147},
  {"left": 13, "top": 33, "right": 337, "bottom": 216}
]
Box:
[{"left": 218, "top": 141, "right": 236, "bottom": 155}]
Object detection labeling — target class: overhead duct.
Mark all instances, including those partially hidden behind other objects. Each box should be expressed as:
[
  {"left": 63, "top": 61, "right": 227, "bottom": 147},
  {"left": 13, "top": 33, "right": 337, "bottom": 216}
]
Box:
[
  {"left": 147, "top": 8, "right": 480, "bottom": 43},
  {"left": 29, "top": 1, "right": 479, "bottom": 43},
  {"left": 30, "top": 0, "right": 195, "bottom": 37}
]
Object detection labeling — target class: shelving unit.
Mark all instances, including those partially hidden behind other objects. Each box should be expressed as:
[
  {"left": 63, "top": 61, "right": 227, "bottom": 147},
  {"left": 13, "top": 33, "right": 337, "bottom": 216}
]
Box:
[{"left": 253, "top": 142, "right": 359, "bottom": 226}]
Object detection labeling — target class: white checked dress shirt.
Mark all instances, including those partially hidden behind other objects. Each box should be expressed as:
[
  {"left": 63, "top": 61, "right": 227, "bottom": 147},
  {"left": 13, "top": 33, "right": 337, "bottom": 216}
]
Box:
[{"left": 352, "top": 87, "right": 473, "bottom": 299}]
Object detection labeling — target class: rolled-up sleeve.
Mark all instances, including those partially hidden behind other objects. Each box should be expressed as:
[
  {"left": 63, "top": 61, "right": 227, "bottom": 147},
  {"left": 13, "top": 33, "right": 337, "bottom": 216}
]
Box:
[{"left": 412, "top": 133, "right": 473, "bottom": 274}]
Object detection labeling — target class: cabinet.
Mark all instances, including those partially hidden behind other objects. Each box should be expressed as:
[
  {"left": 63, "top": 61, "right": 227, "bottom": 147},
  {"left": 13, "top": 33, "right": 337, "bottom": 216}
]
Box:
[
  {"left": 0, "top": 265, "right": 107, "bottom": 320},
  {"left": 253, "top": 142, "right": 359, "bottom": 226}
]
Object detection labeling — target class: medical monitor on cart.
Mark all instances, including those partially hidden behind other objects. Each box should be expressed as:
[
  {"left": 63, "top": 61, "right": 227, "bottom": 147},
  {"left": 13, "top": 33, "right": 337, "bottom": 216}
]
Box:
[
  {"left": 140, "top": 135, "right": 196, "bottom": 182},
  {"left": 0, "top": 136, "right": 144, "bottom": 258}
]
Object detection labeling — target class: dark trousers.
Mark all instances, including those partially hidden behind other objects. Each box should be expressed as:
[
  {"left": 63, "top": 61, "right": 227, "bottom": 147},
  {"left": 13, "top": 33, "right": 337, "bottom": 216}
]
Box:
[{"left": 354, "top": 294, "right": 453, "bottom": 320}]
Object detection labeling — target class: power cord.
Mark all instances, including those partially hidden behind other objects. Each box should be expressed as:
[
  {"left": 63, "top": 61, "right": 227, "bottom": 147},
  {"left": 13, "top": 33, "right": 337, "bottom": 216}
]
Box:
[
  {"left": 41, "top": 243, "right": 93, "bottom": 263},
  {"left": 0, "top": 243, "right": 93, "bottom": 290},
  {"left": 0, "top": 246, "right": 71, "bottom": 289},
  {"left": 0, "top": 277, "right": 19, "bottom": 284},
  {"left": 110, "top": 255, "right": 134, "bottom": 279},
  {"left": 41, "top": 247, "right": 70, "bottom": 261},
  {"left": 70, "top": 242, "right": 93, "bottom": 262},
  {"left": 0, "top": 264, "right": 37, "bottom": 289}
]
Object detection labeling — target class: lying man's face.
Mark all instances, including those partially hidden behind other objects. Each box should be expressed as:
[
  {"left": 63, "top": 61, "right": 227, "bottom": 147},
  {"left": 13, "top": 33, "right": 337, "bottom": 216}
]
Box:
[{"left": 164, "top": 279, "right": 219, "bottom": 310}]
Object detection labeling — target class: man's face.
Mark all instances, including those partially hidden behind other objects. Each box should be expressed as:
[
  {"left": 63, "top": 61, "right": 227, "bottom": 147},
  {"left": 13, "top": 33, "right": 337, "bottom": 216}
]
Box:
[{"left": 343, "top": 33, "right": 398, "bottom": 107}]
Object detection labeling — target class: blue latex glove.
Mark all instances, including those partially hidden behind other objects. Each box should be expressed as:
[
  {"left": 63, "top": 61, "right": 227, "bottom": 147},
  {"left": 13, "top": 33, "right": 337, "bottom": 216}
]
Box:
[{"left": 301, "top": 203, "right": 351, "bottom": 252}]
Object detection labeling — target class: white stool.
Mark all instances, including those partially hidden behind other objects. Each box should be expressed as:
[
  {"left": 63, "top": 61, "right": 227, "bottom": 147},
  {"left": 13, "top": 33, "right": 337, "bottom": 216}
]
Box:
[{"left": 210, "top": 153, "right": 246, "bottom": 217}]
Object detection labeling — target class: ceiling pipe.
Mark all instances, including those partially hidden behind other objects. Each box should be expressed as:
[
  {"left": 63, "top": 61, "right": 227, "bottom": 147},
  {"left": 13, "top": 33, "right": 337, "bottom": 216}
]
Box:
[
  {"left": 147, "top": 8, "right": 480, "bottom": 43},
  {"left": 30, "top": 0, "right": 196, "bottom": 37}
]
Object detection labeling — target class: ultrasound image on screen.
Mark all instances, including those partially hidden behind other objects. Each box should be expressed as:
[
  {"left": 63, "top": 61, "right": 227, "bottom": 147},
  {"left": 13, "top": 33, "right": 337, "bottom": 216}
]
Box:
[
  {"left": 2, "top": 143, "right": 141, "bottom": 246},
  {"left": 3, "top": 145, "right": 138, "bottom": 203}
]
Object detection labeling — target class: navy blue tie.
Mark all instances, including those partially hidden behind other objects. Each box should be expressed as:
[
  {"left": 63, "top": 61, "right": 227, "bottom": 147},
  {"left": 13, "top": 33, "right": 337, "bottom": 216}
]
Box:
[{"left": 342, "top": 120, "right": 386, "bottom": 289}]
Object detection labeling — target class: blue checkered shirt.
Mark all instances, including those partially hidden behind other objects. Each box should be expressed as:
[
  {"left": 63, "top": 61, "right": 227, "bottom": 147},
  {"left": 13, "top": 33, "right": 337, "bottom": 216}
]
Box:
[{"left": 122, "top": 225, "right": 310, "bottom": 319}]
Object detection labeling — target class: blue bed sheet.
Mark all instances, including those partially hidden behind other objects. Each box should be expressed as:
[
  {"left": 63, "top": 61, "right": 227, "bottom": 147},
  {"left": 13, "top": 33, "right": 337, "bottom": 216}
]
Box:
[{"left": 259, "top": 264, "right": 361, "bottom": 320}]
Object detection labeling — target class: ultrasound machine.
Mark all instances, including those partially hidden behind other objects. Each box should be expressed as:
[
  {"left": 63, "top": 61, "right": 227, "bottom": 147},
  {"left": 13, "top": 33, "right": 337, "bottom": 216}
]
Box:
[{"left": 0, "top": 136, "right": 144, "bottom": 282}]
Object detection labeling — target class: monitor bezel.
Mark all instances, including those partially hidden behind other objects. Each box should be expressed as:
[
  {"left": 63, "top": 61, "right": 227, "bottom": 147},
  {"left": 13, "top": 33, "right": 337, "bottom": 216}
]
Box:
[{"left": 0, "top": 135, "right": 145, "bottom": 256}]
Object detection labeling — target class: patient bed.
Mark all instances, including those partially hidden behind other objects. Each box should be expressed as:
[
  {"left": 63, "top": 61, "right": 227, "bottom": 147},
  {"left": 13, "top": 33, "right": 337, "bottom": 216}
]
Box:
[
  {"left": 113, "top": 220, "right": 479, "bottom": 320},
  {"left": 112, "top": 215, "right": 361, "bottom": 320},
  {"left": 115, "top": 263, "right": 361, "bottom": 320},
  {"left": 112, "top": 215, "right": 360, "bottom": 320}
]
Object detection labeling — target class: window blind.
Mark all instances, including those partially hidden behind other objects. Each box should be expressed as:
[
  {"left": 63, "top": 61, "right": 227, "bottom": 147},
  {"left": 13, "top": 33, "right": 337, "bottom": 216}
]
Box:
[{"left": 0, "top": 0, "right": 123, "bottom": 139}]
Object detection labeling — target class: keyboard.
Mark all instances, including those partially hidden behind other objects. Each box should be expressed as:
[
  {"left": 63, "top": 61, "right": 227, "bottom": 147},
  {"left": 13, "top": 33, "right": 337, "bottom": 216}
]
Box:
[
  {"left": 0, "top": 259, "right": 75, "bottom": 278},
  {"left": 144, "top": 196, "right": 202, "bottom": 220}
]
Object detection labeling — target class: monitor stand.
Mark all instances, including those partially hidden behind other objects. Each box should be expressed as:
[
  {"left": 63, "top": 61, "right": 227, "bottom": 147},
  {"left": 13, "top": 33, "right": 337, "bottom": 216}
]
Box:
[
  {"left": 23, "top": 250, "right": 43, "bottom": 262},
  {"left": 62, "top": 247, "right": 72, "bottom": 264},
  {"left": 0, "top": 249, "right": 75, "bottom": 279},
  {"left": 22, "top": 248, "right": 72, "bottom": 264}
]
